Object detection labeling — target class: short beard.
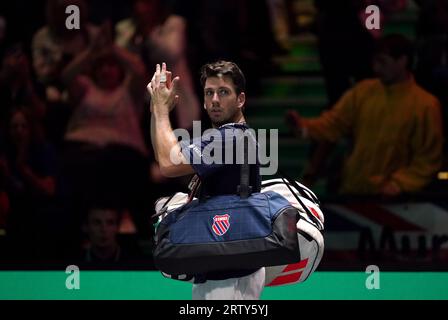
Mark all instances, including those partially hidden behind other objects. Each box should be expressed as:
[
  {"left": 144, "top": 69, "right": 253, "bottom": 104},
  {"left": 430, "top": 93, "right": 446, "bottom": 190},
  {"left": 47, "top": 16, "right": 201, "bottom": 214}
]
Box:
[
  {"left": 211, "top": 119, "right": 227, "bottom": 128},
  {"left": 210, "top": 110, "right": 241, "bottom": 128}
]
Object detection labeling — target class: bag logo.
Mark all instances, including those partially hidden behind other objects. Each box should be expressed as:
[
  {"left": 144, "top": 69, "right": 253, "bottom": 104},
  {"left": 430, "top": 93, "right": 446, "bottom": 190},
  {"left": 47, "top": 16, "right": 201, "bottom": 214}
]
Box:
[
  {"left": 212, "top": 214, "right": 230, "bottom": 236},
  {"left": 309, "top": 207, "right": 321, "bottom": 221}
]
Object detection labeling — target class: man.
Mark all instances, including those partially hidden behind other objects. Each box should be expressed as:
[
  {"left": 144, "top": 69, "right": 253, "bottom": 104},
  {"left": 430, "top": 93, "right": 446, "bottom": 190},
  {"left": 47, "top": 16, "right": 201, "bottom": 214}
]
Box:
[
  {"left": 82, "top": 207, "right": 122, "bottom": 266},
  {"left": 147, "top": 60, "right": 265, "bottom": 299},
  {"left": 286, "top": 34, "right": 443, "bottom": 196}
]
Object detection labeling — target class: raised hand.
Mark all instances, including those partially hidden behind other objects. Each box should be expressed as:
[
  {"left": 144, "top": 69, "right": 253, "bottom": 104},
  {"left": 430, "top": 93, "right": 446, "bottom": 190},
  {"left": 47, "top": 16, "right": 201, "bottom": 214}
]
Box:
[
  {"left": 285, "top": 110, "right": 302, "bottom": 128},
  {"left": 147, "top": 62, "right": 180, "bottom": 114},
  {"left": 285, "top": 109, "right": 307, "bottom": 138},
  {"left": 379, "top": 180, "right": 402, "bottom": 197}
]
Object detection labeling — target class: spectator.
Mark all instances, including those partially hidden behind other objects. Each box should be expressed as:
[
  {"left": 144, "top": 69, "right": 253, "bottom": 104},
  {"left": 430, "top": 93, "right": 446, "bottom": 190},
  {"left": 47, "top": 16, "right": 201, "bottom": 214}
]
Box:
[
  {"left": 115, "top": 0, "right": 200, "bottom": 130},
  {"left": 62, "top": 26, "right": 148, "bottom": 157},
  {"left": 115, "top": 0, "right": 199, "bottom": 212},
  {"left": 0, "top": 107, "right": 56, "bottom": 261},
  {"left": 31, "top": 0, "right": 100, "bottom": 149},
  {"left": 286, "top": 34, "right": 444, "bottom": 197},
  {"left": 306, "top": 1, "right": 409, "bottom": 189},
  {"left": 79, "top": 207, "right": 145, "bottom": 269},
  {"left": 60, "top": 24, "right": 153, "bottom": 248},
  {"left": 0, "top": 45, "right": 46, "bottom": 133},
  {"left": 304, "top": 0, "right": 376, "bottom": 189},
  {"left": 82, "top": 208, "right": 122, "bottom": 265},
  {"left": 32, "top": 0, "right": 98, "bottom": 85}
]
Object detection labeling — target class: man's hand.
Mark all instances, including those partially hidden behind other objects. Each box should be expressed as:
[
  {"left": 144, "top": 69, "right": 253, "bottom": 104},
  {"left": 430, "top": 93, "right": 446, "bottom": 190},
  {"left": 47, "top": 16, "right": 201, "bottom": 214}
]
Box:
[
  {"left": 370, "top": 175, "right": 402, "bottom": 197},
  {"left": 379, "top": 180, "right": 402, "bottom": 197},
  {"left": 147, "top": 63, "right": 180, "bottom": 115},
  {"left": 285, "top": 110, "right": 305, "bottom": 138}
]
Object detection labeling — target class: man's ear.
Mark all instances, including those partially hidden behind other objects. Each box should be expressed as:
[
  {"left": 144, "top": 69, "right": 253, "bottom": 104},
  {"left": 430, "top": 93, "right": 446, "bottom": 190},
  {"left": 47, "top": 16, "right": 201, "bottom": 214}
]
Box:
[
  {"left": 237, "top": 92, "right": 246, "bottom": 109},
  {"left": 203, "top": 103, "right": 207, "bottom": 110}
]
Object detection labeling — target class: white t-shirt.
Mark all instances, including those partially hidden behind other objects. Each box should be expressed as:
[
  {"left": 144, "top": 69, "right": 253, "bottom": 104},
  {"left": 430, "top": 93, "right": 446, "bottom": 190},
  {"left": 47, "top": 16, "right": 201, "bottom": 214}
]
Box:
[{"left": 65, "top": 77, "right": 148, "bottom": 156}]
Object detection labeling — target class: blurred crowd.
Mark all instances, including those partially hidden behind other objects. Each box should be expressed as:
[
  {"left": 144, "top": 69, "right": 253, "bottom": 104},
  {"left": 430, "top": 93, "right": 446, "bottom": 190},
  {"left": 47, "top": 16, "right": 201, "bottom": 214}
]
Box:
[
  {"left": 0, "top": 0, "right": 285, "bottom": 268},
  {"left": 0, "top": 0, "right": 446, "bottom": 268}
]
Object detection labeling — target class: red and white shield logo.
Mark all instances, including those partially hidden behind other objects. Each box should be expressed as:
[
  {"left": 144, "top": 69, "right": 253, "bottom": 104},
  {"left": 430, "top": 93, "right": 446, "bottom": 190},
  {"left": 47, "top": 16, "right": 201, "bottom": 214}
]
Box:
[{"left": 212, "top": 214, "right": 230, "bottom": 236}]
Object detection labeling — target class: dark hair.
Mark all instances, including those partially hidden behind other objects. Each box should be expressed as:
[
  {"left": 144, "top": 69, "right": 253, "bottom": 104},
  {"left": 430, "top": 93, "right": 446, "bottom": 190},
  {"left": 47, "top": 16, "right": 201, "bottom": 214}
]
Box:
[
  {"left": 374, "top": 34, "right": 414, "bottom": 70},
  {"left": 200, "top": 61, "right": 246, "bottom": 95}
]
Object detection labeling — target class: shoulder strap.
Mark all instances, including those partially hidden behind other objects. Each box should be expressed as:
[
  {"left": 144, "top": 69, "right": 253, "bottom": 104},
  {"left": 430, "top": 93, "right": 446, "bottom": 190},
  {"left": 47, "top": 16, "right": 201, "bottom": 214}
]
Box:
[
  {"left": 237, "top": 135, "right": 252, "bottom": 199},
  {"left": 278, "top": 170, "right": 322, "bottom": 230}
]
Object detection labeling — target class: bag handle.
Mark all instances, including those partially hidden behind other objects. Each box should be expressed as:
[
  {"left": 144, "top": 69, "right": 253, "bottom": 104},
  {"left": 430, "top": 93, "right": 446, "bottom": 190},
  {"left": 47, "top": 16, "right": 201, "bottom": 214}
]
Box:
[
  {"left": 237, "top": 135, "right": 252, "bottom": 199},
  {"left": 278, "top": 169, "right": 320, "bottom": 205},
  {"left": 278, "top": 170, "right": 323, "bottom": 230}
]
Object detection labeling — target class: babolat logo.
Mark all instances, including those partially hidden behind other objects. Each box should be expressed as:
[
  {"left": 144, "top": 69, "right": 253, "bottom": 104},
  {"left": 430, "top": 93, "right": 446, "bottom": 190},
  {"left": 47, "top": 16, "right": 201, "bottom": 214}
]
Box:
[{"left": 212, "top": 214, "right": 230, "bottom": 236}]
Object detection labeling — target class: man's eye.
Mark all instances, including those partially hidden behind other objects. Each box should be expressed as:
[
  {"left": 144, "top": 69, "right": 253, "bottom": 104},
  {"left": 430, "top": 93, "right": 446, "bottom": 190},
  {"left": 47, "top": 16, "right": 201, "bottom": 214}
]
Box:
[
  {"left": 205, "top": 90, "right": 214, "bottom": 96},
  {"left": 218, "top": 89, "right": 229, "bottom": 96}
]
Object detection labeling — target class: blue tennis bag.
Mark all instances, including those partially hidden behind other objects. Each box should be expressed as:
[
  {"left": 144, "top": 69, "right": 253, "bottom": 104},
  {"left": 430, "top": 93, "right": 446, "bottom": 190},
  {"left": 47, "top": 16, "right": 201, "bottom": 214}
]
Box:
[{"left": 153, "top": 190, "right": 300, "bottom": 275}]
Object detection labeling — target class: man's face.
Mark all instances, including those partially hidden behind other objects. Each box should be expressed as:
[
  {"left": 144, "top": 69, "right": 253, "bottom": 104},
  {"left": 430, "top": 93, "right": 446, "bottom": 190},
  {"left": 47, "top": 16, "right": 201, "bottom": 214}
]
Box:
[
  {"left": 373, "top": 53, "right": 407, "bottom": 85},
  {"left": 10, "top": 111, "right": 30, "bottom": 145},
  {"left": 85, "top": 209, "right": 119, "bottom": 249},
  {"left": 204, "top": 75, "right": 245, "bottom": 127}
]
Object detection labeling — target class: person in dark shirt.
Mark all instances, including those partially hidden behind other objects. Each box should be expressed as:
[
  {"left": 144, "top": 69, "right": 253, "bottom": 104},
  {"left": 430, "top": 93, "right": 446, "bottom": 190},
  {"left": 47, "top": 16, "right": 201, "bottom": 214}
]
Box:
[
  {"left": 147, "top": 60, "right": 265, "bottom": 299},
  {"left": 0, "top": 107, "right": 56, "bottom": 262},
  {"left": 79, "top": 206, "right": 146, "bottom": 270}
]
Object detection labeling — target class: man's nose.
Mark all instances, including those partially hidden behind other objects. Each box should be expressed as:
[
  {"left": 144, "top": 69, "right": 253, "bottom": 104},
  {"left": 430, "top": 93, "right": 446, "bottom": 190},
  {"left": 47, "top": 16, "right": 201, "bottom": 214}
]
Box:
[{"left": 212, "top": 92, "right": 220, "bottom": 102}]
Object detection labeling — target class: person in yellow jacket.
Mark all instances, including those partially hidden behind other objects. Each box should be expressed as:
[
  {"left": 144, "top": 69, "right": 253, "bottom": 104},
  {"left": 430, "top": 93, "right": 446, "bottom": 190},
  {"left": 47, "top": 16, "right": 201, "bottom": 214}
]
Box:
[{"left": 286, "top": 34, "right": 443, "bottom": 197}]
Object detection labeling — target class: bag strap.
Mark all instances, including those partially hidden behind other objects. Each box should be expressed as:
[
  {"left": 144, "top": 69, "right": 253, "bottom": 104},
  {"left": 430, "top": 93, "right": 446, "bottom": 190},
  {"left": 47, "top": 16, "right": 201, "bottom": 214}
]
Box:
[
  {"left": 150, "top": 193, "right": 177, "bottom": 219},
  {"left": 278, "top": 169, "right": 320, "bottom": 205},
  {"left": 188, "top": 127, "right": 254, "bottom": 200},
  {"left": 278, "top": 170, "right": 323, "bottom": 230},
  {"left": 187, "top": 175, "right": 201, "bottom": 202},
  {"left": 237, "top": 135, "right": 252, "bottom": 199}
]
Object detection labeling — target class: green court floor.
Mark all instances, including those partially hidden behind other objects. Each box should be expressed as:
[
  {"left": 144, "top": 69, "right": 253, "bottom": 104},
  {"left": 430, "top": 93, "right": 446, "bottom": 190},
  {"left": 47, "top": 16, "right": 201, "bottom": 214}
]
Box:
[{"left": 1, "top": 271, "right": 447, "bottom": 300}]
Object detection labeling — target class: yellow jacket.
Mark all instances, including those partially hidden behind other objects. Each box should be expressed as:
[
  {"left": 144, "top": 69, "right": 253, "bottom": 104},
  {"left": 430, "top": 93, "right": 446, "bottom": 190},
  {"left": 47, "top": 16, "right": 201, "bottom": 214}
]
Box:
[{"left": 302, "top": 77, "right": 443, "bottom": 194}]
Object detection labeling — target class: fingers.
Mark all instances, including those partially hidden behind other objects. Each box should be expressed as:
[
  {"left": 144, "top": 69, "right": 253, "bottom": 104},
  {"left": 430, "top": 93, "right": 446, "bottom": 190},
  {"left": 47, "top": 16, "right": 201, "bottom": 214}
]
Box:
[
  {"left": 286, "top": 110, "right": 299, "bottom": 117},
  {"left": 171, "top": 76, "right": 180, "bottom": 92},
  {"left": 154, "top": 63, "right": 161, "bottom": 86},
  {"left": 151, "top": 75, "right": 156, "bottom": 92},
  {"left": 285, "top": 110, "right": 294, "bottom": 126},
  {"left": 285, "top": 110, "right": 301, "bottom": 127},
  {"left": 160, "top": 63, "right": 168, "bottom": 87},
  {"left": 146, "top": 82, "right": 153, "bottom": 95},
  {"left": 158, "top": 63, "right": 168, "bottom": 87},
  {"left": 166, "top": 71, "right": 172, "bottom": 89},
  {"left": 150, "top": 63, "right": 176, "bottom": 91}
]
